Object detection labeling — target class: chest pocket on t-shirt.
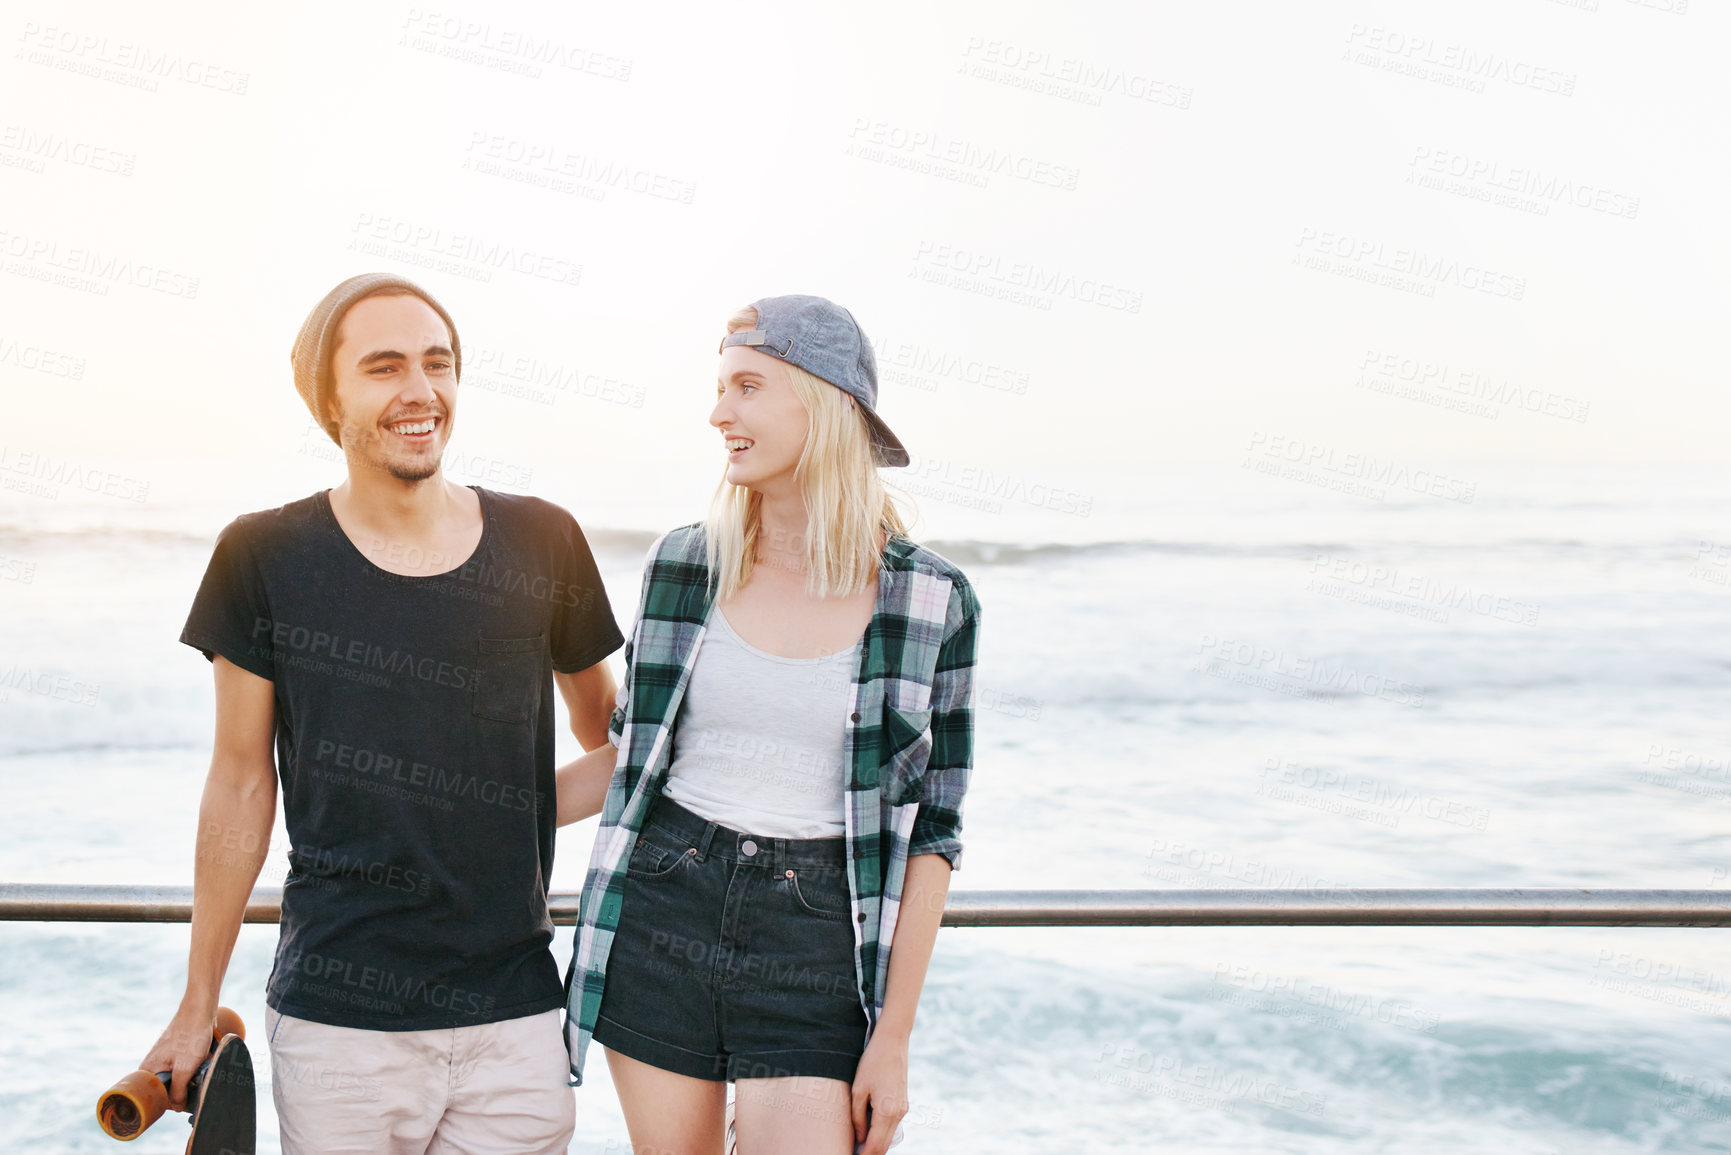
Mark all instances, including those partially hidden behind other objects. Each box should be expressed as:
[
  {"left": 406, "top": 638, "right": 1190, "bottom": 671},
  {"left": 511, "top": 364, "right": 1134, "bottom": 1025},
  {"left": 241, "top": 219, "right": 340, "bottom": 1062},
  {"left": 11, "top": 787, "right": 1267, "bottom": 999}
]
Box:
[{"left": 474, "top": 636, "right": 545, "bottom": 724}]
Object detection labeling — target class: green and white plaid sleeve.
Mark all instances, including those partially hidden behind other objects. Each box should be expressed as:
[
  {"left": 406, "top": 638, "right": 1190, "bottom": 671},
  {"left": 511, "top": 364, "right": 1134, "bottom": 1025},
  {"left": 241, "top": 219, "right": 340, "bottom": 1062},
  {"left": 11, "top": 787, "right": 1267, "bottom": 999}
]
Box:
[{"left": 908, "top": 575, "right": 979, "bottom": 868}]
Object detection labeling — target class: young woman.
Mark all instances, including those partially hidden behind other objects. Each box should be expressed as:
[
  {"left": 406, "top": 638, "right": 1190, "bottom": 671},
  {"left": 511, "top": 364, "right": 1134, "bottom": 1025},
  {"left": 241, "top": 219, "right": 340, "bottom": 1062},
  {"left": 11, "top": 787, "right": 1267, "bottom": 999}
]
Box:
[{"left": 556, "top": 294, "right": 980, "bottom": 1154}]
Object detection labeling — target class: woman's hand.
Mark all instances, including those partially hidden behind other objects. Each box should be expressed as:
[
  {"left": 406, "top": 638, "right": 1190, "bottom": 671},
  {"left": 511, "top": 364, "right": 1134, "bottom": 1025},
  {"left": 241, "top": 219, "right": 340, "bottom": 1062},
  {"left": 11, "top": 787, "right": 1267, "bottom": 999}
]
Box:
[
  {"left": 850, "top": 1027, "right": 910, "bottom": 1154},
  {"left": 553, "top": 742, "right": 620, "bottom": 826}
]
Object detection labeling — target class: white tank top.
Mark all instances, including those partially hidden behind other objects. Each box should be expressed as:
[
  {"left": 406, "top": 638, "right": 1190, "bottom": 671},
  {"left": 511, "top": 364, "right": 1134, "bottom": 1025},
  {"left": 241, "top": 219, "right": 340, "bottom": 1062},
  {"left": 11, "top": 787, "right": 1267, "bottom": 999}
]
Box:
[{"left": 662, "top": 605, "right": 858, "bottom": 838}]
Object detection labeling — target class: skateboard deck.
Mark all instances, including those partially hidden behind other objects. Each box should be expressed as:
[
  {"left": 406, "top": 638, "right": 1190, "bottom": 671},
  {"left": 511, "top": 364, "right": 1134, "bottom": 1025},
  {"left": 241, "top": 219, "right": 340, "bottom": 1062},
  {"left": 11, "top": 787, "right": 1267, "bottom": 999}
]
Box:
[
  {"left": 185, "top": 1032, "right": 254, "bottom": 1155},
  {"left": 97, "top": 1007, "right": 254, "bottom": 1153}
]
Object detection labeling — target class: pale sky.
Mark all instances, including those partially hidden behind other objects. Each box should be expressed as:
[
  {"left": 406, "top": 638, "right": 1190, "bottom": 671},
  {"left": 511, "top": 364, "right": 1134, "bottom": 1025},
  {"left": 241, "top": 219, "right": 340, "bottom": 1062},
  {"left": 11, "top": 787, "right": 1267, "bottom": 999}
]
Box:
[{"left": 2, "top": 0, "right": 1726, "bottom": 497}]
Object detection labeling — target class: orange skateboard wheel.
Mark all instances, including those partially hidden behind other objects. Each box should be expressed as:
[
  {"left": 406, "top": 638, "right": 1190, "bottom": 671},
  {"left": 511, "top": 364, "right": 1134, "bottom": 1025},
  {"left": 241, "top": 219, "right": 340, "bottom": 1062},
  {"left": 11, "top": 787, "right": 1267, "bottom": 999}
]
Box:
[
  {"left": 97, "top": 1068, "right": 169, "bottom": 1140},
  {"left": 213, "top": 1007, "right": 245, "bottom": 1042}
]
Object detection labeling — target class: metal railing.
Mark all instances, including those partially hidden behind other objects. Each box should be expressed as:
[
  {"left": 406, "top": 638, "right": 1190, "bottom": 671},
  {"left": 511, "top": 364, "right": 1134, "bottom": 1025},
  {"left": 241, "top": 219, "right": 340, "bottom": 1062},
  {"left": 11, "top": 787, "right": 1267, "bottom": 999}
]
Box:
[{"left": 5, "top": 884, "right": 1731, "bottom": 927}]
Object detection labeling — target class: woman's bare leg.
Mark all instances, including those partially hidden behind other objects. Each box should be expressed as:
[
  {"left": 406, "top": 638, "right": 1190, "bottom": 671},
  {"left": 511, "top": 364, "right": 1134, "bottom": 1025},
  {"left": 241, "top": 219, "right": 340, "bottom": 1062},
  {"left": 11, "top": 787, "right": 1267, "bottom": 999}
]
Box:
[
  {"left": 732, "top": 1076, "right": 854, "bottom": 1155},
  {"left": 604, "top": 1046, "right": 727, "bottom": 1155}
]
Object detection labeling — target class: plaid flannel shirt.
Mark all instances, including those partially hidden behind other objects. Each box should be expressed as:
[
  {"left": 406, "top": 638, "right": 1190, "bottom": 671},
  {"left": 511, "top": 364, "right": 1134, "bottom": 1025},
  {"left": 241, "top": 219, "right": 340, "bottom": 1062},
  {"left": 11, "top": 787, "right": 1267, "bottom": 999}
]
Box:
[{"left": 564, "top": 524, "right": 980, "bottom": 1083}]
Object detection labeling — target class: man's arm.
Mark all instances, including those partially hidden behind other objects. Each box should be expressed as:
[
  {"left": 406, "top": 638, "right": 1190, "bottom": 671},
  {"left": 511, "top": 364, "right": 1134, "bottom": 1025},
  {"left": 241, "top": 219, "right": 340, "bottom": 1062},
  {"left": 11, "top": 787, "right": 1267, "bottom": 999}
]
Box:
[
  {"left": 140, "top": 656, "right": 277, "bottom": 1109},
  {"left": 553, "top": 658, "right": 622, "bottom": 827},
  {"left": 555, "top": 659, "right": 617, "bottom": 751}
]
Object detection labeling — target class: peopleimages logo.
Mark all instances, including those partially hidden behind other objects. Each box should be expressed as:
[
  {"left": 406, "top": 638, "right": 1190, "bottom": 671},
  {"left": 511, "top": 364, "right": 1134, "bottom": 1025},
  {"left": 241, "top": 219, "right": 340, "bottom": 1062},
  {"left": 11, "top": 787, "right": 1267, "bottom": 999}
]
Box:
[
  {"left": 912, "top": 241, "right": 1143, "bottom": 313},
  {"left": 872, "top": 336, "right": 1030, "bottom": 397},
  {"left": 1259, "top": 758, "right": 1491, "bottom": 829},
  {"left": 1242, "top": 431, "right": 1477, "bottom": 506},
  {"left": 1193, "top": 633, "right": 1426, "bottom": 708},
  {"left": 15, "top": 21, "right": 251, "bottom": 94},
  {"left": 304, "top": 738, "right": 543, "bottom": 815},
  {"left": 348, "top": 213, "right": 582, "bottom": 288},
  {"left": 287, "top": 843, "right": 433, "bottom": 896},
  {"left": 397, "top": 9, "right": 633, "bottom": 81},
  {"left": 0, "top": 446, "right": 149, "bottom": 502},
  {"left": 1355, "top": 348, "right": 1590, "bottom": 424},
  {"left": 0, "top": 334, "right": 85, "bottom": 379},
  {"left": 1407, "top": 146, "right": 1640, "bottom": 220},
  {"left": 251, "top": 618, "right": 474, "bottom": 689},
  {"left": 0, "top": 554, "right": 37, "bottom": 584},
  {"left": 1343, "top": 24, "right": 1577, "bottom": 96},
  {"left": 0, "top": 228, "right": 200, "bottom": 299},
  {"left": 0, "top": 124, "right": 136, "bottom": 175},
  {"left": 1294, "top": 227, "right": 1525, "bottom": 301},
  {"left": 1094, "top": 1042, "right": 1328, "bottom": 1117},
  {"left": 1306, "top": 553, "right": 1539, "bottom": 628},
  {"left": 1209, "top": 962, "right": 1442, "bottom": 1033},
  {"left": 958, "top": 38, "right": 1193, "bottom": 110},
  {"left": 846, "top": 119, "right": 1081, "bottom": 191},
  {"left": 465, "top": 344, "right": 647, "bottom": 408},
  {"left": 0, "top": 662, "right": 100, "bottom": 707},
  {"left": 901, "top": 453, "right": 1094, "bottom": 517},
  {"left": 463, "top": 131, "right": 695, "bottom": 204},
  {"left": 280, "top": 949, "right": 498, "bottom": 1017}
]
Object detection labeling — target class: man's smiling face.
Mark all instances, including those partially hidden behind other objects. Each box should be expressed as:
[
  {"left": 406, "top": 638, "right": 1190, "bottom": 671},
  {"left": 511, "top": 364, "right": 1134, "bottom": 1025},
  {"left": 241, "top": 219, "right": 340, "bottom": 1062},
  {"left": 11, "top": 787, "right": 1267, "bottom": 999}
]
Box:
[{"left": 327, "top": 292, "right": 457, "bottom": 483}]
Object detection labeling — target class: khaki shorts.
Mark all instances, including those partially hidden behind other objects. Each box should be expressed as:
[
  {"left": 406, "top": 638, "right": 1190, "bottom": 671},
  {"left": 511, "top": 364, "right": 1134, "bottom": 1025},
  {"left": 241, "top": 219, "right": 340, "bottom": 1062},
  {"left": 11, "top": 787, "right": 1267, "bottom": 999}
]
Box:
[{"left": 266, "top": 1006, "right": 575, "bottom": 1155}]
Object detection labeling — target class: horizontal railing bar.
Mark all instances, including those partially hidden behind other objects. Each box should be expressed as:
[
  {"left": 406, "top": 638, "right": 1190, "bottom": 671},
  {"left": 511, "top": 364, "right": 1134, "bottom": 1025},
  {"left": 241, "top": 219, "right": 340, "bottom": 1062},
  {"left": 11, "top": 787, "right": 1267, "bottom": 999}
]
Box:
[{"left": 5, "top": 885, "right": 1731, "bottom": 927}]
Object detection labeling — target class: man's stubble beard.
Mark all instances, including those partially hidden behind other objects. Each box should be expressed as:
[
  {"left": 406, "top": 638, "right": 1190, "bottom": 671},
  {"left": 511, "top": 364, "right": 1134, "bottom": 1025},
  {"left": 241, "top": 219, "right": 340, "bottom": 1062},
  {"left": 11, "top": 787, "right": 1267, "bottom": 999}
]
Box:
[{"left": 335, "top": 413, "right": 445, "bottom": 483}]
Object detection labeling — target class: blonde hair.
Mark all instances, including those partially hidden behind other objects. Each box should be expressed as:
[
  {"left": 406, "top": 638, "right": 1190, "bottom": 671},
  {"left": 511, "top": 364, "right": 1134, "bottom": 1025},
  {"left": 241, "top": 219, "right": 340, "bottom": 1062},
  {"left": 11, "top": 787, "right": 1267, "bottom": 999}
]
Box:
[{"left": 706, "top": 305, "right": 910, "bottom": 599}]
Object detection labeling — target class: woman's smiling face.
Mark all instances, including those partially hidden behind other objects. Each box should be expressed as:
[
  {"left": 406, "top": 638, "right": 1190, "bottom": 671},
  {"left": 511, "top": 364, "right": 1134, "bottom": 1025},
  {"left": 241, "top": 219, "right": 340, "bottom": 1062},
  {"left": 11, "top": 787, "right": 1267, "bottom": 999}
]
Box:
[{"left": 710, "top": 346, "right": 811, "bottom": 492}]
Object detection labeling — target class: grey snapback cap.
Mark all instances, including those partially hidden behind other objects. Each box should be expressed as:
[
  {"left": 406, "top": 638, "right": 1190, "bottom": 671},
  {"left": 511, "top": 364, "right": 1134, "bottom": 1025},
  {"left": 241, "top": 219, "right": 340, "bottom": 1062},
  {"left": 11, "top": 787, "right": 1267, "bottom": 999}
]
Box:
[{"left": 719, "top": 294, "right": 908, "bottom": 468}]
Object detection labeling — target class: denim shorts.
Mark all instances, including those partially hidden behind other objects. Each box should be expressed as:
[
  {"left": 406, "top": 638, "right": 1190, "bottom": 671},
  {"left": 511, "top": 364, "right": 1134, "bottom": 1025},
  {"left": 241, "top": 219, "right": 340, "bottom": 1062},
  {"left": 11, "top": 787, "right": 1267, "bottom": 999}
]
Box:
[{"left": 592, "top": 794, "right": 868, "bottom": 1083}]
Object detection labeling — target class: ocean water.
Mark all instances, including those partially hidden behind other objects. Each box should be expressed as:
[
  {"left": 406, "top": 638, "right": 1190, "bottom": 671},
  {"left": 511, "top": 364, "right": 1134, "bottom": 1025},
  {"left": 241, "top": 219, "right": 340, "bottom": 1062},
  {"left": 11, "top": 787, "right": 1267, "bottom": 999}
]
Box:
[{"left": 3, "top": 459, "right": 1730, "bottom": 1153}]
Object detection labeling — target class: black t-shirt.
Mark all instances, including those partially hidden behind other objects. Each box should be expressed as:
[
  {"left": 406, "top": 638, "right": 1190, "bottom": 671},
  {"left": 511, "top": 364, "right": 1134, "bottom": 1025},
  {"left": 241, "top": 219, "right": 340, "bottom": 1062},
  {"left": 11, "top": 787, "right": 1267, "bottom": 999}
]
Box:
[{"left": 181, "top": 487, "right": 623, "bottom": 1030}]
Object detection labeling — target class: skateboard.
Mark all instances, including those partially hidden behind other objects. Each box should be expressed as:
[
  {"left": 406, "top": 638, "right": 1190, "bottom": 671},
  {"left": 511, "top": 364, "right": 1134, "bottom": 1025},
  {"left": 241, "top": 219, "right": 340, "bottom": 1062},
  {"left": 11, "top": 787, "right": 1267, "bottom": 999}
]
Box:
[{"left": 97, "top": 1007, "right": 255, "bottom": 1154}]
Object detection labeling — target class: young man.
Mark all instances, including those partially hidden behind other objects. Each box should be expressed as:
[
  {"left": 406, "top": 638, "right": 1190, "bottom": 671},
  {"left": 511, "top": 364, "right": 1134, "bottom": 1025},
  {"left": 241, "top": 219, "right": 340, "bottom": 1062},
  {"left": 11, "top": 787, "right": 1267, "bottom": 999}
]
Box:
[{"left": 141, "top": 273, "right": 623, "bottom": 1153}]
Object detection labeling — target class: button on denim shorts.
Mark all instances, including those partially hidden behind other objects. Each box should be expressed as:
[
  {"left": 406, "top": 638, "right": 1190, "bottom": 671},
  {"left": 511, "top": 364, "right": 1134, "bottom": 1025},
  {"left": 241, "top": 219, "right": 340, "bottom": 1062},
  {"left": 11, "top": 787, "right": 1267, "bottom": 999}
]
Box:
[{"left": 591, "top": 793, "right": 869, "bottom": 1083}]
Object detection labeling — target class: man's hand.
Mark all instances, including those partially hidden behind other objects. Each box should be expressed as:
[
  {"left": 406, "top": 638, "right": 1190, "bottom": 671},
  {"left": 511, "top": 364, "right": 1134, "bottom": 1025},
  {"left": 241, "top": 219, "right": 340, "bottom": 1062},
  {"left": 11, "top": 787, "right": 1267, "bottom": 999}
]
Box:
[
  {"left": 850, "top": 1028, "right": 910, "bottom": 1155},
  {"left": 138, "top": 999, "right": 219, "bottom": 1111}
]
